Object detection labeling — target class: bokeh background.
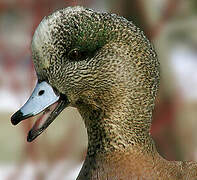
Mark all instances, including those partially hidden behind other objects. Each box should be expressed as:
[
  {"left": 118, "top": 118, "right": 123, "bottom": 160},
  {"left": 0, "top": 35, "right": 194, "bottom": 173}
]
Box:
[{"left": 0, "top": 0, "right": 197, "bottom": 179}]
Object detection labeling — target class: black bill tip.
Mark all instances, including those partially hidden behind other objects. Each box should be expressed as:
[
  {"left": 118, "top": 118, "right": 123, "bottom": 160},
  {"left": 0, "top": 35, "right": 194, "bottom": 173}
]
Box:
[
  {"left": 11, "top": 110, "right": 24, "bottom": 125},
  {"left": 11, "top": 110, "right": 32, "bottom": 125}
]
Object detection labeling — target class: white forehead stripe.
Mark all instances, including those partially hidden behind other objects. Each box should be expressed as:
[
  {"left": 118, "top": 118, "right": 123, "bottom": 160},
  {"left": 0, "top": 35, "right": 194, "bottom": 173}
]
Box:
[
  {"left": 32, "top": 17, "right": 51, "bottom": 50},
  {"left": 32, "top": 6, "right": 85, "bottom": 50}
]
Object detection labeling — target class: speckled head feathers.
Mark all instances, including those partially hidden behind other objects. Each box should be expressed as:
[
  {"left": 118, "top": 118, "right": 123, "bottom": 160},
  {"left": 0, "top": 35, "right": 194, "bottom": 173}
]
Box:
[
  {"left": 31, "top": 6, "right": 159, "bottom": 103},
  {"left": 32, "top": 6, "right": 84, "bottom": 51},
  {"left": 31, "top": 6, "right": 160, "bottom": 144}
]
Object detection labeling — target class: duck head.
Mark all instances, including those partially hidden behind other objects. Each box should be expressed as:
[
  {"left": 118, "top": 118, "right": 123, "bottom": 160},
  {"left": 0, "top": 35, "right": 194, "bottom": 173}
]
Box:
[{"left": 11, "top": 7, "right": 159, "bottom": 145}]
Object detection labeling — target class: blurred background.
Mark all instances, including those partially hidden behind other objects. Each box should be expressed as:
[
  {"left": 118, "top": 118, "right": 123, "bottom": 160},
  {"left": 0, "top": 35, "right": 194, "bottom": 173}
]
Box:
[{"left": 0, "top": 0, "right": 197, "bottom": 179}]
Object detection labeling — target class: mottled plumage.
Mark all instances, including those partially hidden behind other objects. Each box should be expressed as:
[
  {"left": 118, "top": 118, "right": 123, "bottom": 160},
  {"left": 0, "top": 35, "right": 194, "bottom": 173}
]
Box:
[{"left": 12, "top": 6, "right": 197, "bottom": 179}]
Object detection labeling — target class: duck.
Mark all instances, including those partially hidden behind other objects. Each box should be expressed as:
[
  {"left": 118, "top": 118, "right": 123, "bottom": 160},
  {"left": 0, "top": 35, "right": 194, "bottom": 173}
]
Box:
[{"left": 11, "top": 6, "right": 197, "bottom": 180}]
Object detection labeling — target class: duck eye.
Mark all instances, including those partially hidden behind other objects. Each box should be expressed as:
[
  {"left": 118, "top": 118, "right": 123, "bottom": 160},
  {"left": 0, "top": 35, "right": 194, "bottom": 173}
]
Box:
[{"left": 68, "top": 49, "right": 81, "bottom": 60}]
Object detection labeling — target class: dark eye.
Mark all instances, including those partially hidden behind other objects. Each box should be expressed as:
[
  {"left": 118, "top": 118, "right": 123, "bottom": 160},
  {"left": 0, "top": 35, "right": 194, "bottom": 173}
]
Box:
[{"left": 68, "top": 49, "right": 81, "bottom": 60}]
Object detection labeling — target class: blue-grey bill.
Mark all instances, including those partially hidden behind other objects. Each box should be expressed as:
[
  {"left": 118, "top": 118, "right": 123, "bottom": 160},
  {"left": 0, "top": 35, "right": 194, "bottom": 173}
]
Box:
[{"left": 11, "top": 81, "right": 69, "bottom": 142}]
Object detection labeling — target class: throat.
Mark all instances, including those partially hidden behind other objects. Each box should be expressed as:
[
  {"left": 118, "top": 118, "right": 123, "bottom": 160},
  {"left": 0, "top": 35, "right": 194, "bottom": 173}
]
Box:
[
  {"left": 76, "top": 96, "right": 157, "bottom": 179},
  {"left": 80, "top": 102, "right": 153, "bottom": 156},
  {"left": 78, "top": 111, "right": 156, "bottom": 180}
]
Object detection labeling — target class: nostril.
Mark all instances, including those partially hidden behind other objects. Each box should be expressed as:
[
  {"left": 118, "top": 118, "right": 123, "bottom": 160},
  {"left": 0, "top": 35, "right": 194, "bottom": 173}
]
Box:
[{"left": 38, "top": 90, "right": 45, "bottom": 96}]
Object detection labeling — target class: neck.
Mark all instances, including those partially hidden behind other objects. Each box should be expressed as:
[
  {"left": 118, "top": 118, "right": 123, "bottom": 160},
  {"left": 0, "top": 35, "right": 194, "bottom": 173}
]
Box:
[
  {"left": 90, "top": 107, "right": 153, "bottom": 154},
  {"left": 77, "top": 90, "right": 156, "bottom": 156},
  {"left": 76, "top": 94, "right": 157, "bottom": 180},
  {"left": 75, "top": 86, "right": 158, "bottom": 180}
]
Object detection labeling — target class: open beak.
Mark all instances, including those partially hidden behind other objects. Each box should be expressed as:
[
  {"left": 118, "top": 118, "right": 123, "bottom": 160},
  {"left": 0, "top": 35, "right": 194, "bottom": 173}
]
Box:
[{"left": 11, "top": 81, "right": 69, "bottom": 142}]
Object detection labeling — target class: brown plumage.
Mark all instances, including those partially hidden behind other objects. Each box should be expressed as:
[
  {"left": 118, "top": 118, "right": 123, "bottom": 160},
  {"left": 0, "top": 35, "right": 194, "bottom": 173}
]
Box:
[{"left": 11, "top": 6, "right": 197, "bottom": 179}]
